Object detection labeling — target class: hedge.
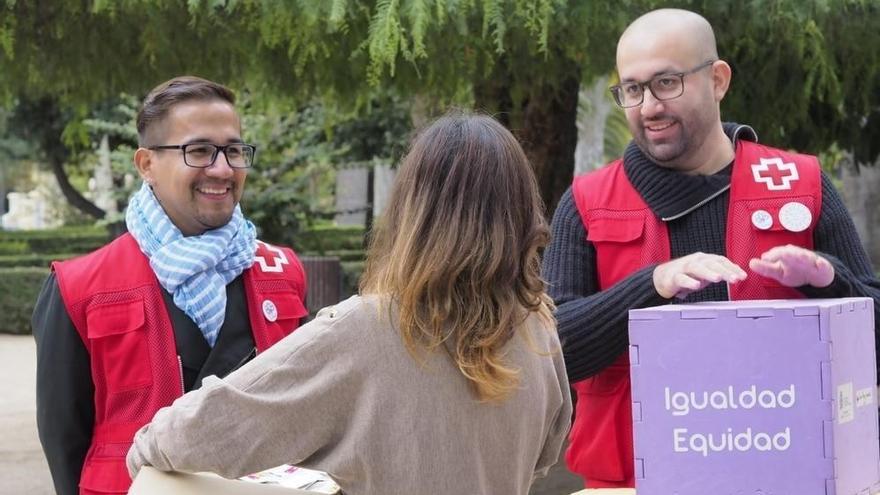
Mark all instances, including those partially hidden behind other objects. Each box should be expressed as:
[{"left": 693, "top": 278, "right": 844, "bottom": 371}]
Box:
[
  {"left": 0, "top": 253, "right": 79, "bottom": 268},
  {"left": 0, "top": 226, "right": 109, "bottom": 255},
  {"left": 292, "top": 226, "right": 366, "bottom": 253},
  {"left": 0, "top": 267, "right": 50, "bottom": 335}
]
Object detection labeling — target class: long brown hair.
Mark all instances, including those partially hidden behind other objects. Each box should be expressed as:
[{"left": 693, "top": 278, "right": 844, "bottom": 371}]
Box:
[{"left": 360, "top": 113, "right": 554, "bottom": 402}]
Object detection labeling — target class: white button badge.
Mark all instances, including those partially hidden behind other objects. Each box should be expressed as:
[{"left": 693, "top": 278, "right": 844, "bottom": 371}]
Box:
[
  {"left": 262, "top": 299, "right": 278, "bottom": 322},
  {"left": 751, "top": 210, "right": 773, "bottom": 230},
  {"left": 778, "top": 201, "right": 812, "bottom": 232}
]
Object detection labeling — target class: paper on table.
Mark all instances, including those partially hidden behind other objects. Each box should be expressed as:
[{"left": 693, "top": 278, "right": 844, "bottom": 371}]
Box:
[{"left": 240, "top": 464, "right": 340, "bottom": 494}]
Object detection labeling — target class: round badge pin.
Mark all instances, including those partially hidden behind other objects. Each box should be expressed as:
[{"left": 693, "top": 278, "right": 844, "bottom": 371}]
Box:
[
  {"left": 262, "top": 299, "right": 278, "bottom": 322},
  {"left": 778, "top": 201, "right": 812, "bottom": 232},
  {"left": 751, "top": 210, "right": 773, "bottom": 230}
]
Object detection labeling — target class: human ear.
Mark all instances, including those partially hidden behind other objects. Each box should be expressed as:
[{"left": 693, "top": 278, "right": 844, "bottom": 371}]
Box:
[
  {"left": 712, "top": 60, "right": 733, "bottom": 101},
  {"left": 133, "top": 148, "right": 155, "bottom": 185}
]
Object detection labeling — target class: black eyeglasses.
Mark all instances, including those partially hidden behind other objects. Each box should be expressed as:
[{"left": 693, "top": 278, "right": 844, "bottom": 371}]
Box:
[
  {"left": 149, "top": 143, "right": 257, "bottom": 169},
  {"left": 610, "top": 60, "right": 717, "bottom": 108}
]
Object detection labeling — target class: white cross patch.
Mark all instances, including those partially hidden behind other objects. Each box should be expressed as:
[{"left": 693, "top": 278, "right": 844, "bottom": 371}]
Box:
[
  {"left": 751, "top": 157, "right": 799, "bottom": 191},
  {"left": 254, "top": 241, "right": 289, "bottom": 273}
]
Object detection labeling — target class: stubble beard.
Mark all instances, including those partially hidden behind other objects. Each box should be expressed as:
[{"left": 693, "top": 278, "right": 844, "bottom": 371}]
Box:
[{"left": 633, "top": 120, "right": 689, "bottom": 167}]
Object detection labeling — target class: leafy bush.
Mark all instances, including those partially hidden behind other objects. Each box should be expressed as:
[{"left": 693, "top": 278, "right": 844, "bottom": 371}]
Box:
[
  {"left": 0, "top": 253, "right": 78, "bottom": 268},
  {"left": 340, "top": 261, "right": 365, "bottom": 299},
  {"left": 0, "top": 226, "right": 109, "bottom": 254},
  {"left": 294, "top": 226, "right": 366, "bottom": 253},
  {"left": 0, "top": 240, "right": 28, "bottom": 255},
  {"left": 0, "top": 267, "right": 49, "bottom": 334}
]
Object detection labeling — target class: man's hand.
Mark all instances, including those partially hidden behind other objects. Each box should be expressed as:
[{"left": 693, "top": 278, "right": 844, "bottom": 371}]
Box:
[
  {"left": 749, "top": 244, "right": 834, "bottom": 288},
  {"left": 653, "top": 252, "right": 747, "bottom": 299}
]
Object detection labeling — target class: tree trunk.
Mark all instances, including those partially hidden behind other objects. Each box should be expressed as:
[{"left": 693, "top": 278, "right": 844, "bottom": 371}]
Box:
[
  {"left": 13, "top": 97, "right": 106, "bottom": 220},
  {"left": 474, "top": 61, "right": 580, "bottom": 216},
  {"left": 839, "top": 152, "right": 880, "bottom": 268},
  {"left": 47, "top": 154, "right": 105, "bottom": 219},
  {"left": 574, "top": 75, "right": 612, "bottom": 176},
  {"left": 517, "top": 77, "right": 580, "bottom": 214}
]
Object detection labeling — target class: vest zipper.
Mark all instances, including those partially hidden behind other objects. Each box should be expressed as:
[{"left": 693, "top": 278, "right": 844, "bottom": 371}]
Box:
[
  {"left": 661, "top": 184, "right": 731, "bottom": 221},
  {"left": 177, "top": 355, "right": 185, "bottom": 394},
  {"left": 660, "top": 124, "right": 756, "bottom": 222},
  {"left": 226, "top": 347, "right": 257, "bottom": 377}
]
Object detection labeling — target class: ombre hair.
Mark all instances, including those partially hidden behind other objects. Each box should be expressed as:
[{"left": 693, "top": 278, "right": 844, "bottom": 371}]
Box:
[{"left": 360, "top": 113, "right": 555, "bottom": 402}]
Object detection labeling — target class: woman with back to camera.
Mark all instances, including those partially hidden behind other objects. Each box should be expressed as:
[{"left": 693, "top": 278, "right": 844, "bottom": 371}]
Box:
[{"left": 126, "top": 113, "right": 572, "bottom": 495}]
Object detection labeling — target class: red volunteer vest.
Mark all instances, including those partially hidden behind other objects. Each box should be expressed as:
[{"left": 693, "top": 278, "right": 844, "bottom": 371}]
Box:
[
  {"left": 53, "top": 233, "right": 308, "bottom": 495},
  {"left": 567, "top": 140, "right": 821, "bottom": 488}
]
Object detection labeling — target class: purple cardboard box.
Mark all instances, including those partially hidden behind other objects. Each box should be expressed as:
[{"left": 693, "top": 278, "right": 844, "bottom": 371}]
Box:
[{"left": 629, "top": 298, "right": 879, "bottom": 495}]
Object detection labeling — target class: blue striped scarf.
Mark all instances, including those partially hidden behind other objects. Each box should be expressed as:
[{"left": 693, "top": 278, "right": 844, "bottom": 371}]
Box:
[{"left": 125, "top": 183, "right": 256, "bottom": 347}]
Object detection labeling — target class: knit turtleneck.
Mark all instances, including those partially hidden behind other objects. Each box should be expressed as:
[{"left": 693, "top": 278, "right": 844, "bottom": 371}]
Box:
[{"left": 622, "top": 122, "right": 755, "bottom": 220}]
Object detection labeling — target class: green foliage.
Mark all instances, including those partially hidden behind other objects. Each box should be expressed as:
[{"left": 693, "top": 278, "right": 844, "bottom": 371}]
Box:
[
  {"left": 242, "top": 91, "right": 410, "bottom": 246},
  {"left": 704, "top": 1, "right": 835, "bottom": 153},
  {"left": 0, "top": 225, "right": 109, "bottom": 255},
  {"left": 0, "top": 240, "right": 26, "bottom": 255},
  {"left": 294, "top": 225, "right": 366, "bottom": 254},
  {"left": 341, "top": 260, "right": 366, "bottom": 298},
  {"left": 0, "top": 105, "right": 36, "bottom": 193},
  {"left": 0, "top": 106, "right": 34, "bottom": 161},
  {"left": 2, "top": 0, "right": 879, "bottom": 212},
  {"left": 0, "top": 266, "right": 48, "bottom": 334},
  {"left": 0, "top": 253, "right": 78, "bottom": 268},
  {"left": 0, "top": 1, "right": 621, "bottom": 108}
]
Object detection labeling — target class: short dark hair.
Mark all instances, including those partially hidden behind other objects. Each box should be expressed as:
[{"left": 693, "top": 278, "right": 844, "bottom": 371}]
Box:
[{"left": 136, "top": 76, "right": 236, "bottom": 146}]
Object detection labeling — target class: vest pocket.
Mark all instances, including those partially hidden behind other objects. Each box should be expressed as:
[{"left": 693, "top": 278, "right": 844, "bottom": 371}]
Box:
[
  {"left": 86, "top": 299, "right": 152, "bottom": 392},
  {"left": 262, "top": 291, "right": 309, "bottom": 342},
  {"left": 587, "top": 216, "right": 646, "bottom": 288},
  {"left": 568, "top": 368, "right": 633, "bottom": 483},
  {"left": 79, "top": 456, "right": 132, "bottom": 494}
]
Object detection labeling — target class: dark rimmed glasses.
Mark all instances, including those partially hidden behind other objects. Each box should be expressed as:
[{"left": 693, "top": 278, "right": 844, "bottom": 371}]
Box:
[
  {"left": 610, "top": 60, "right": 717, "bottom": 108},
  {"left": 149, "top": 143, "right": 257, "bottom": 169}
]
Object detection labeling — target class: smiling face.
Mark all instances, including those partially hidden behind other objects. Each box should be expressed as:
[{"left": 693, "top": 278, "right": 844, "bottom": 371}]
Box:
[
  {"left": 616, "top": 10, "right": 730, "bottom": 173},
  {"left": 134, "top": 99, "right": 247, "bottom": 236}
]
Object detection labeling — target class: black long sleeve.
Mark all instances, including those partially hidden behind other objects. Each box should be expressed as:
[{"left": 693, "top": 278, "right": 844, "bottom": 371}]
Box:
[
  {"left": 33, "top": 273, "right": 94, "bottom": 495},
  {"left": 544, "top": 169, "right": 880, "bottom": 384}
]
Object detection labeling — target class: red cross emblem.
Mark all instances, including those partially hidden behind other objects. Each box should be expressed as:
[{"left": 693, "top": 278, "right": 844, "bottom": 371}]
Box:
[
  {"left": 254, "top": 241, "right": 289, "bottom": 273},
  {"left": 751, "top": 157, "right": 799, "bottom": 191}
]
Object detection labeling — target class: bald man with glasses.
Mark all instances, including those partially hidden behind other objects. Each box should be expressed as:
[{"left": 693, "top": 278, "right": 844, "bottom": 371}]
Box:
[{"left": 542, "top": 8, "right": 880, "bottom": 489}]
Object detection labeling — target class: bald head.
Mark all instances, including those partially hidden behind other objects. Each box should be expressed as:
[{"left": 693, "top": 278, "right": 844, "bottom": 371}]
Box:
[
  {"left": 613, "top": 9, "right": 734, "bottom": 174},
  {"left": 617, "top": 9, "right": 718, "bottom": 70}
]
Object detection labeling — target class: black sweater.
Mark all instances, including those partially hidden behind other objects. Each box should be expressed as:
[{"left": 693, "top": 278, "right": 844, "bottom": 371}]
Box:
[{"left": 542, "top": 124, "right": 880, "bottom": 383}]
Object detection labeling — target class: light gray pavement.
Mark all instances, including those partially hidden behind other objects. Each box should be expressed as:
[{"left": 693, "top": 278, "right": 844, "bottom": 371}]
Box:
[
  {"left": 0, "top": 334, "right": 53, "bottom": 495},
  {"left": 0, "top": 333, "right": 582, "bottom": 495}
]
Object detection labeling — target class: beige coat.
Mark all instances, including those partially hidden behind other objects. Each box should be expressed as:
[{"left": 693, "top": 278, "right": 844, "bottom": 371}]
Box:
[{"left": 127, "top": 295, "right": 572, "bottom": 495}]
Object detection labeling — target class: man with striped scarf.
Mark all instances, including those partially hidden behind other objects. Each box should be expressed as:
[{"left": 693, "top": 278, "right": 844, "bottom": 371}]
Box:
[{"left": 32, "top": 76, "right": 308, "bottom": 495}]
